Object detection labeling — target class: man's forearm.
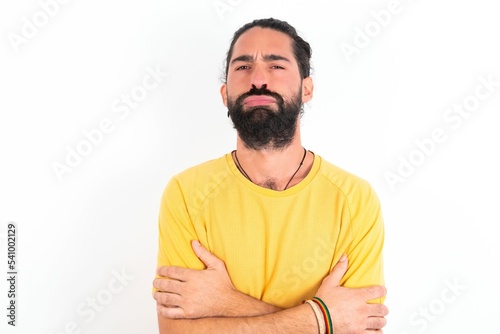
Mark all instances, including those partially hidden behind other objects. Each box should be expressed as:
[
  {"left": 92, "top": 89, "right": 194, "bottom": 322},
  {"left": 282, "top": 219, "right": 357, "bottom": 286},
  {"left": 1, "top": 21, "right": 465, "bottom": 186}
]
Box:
[
  {"left": 154, "top": 283, "right": 281, "bottom": 318},
  {"left": 158, "top": 303, "right": 316, "bottom": 334},
  {"left": 221, "top": 290, "right": 282, "bottom": 317}
]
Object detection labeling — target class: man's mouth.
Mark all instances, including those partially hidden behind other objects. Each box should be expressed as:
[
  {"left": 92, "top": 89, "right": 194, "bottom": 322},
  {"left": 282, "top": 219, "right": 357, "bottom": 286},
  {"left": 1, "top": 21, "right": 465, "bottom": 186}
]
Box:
[{"left": 243, "top": 95, "right": 277, "bottom": 107}]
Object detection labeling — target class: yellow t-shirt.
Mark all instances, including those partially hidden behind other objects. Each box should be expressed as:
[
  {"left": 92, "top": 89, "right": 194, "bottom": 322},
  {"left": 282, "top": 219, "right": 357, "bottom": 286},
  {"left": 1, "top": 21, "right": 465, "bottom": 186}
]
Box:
[{"left": 156, "top": 153, "right": 384, "bottom": 308}]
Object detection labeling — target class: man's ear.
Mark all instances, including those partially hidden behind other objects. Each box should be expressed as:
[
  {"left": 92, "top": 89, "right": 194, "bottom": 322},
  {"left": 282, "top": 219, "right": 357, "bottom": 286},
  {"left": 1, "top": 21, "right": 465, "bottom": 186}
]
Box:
[
  {"left": 220, "top": 84, "right": 228, "bottom": 107},
  {"left": 301, "top": 77, "right": 314, "bottom": 104}
]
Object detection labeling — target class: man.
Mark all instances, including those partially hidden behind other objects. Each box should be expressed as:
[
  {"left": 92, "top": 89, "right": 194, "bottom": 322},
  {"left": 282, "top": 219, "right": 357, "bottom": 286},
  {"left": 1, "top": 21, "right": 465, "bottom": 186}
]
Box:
[{"left": 153, "top": 18, "right": 388, "bottom": 333}]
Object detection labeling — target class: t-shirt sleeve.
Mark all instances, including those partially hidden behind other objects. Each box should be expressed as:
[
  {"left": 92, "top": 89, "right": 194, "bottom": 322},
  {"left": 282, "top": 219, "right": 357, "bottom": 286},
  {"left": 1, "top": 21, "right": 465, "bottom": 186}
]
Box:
[
  {"left": 154, "top": 177, "right": 205, "bottom": 291},
  {"left": 341, "top": 181, "right": 385, "bottom": 303}
]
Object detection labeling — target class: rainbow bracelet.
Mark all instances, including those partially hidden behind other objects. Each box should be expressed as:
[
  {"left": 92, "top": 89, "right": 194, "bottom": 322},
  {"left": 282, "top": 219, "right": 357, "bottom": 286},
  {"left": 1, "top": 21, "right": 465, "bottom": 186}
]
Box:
[
  {"left": 303, "top": 299, "right": 326, "bottom": 334},
  {"left": 311, "top": 297, "right": 333, "bottom": 334}
]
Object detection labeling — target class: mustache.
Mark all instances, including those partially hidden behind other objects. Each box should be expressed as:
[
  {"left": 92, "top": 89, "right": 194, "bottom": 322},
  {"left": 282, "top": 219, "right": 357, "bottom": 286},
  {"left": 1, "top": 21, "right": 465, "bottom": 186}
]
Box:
[{"left": 235, "top": 84, "right": 285, "bottom": 105}]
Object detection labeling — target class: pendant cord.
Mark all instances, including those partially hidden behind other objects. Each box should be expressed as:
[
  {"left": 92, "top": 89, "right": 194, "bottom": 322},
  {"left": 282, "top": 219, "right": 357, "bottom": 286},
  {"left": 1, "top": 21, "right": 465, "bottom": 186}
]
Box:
[{"left": 233, "top": 148, "right": 307, "bottom": 190}]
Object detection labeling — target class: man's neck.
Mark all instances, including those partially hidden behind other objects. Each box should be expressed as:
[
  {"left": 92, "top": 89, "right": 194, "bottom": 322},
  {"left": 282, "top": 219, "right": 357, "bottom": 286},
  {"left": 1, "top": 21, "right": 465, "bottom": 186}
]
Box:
[{"left": 233, "top": 135, "right": 314, "bottom": 191}]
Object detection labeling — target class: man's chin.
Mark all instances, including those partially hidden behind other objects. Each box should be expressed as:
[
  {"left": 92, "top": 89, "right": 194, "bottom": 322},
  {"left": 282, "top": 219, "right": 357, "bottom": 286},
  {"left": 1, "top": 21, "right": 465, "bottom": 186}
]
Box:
[
  {"left": 250, "top": 111, "right": 276, "bottom": 123},
  {"left": 237, "top": 127, "right": 297, "bottom": 151}
]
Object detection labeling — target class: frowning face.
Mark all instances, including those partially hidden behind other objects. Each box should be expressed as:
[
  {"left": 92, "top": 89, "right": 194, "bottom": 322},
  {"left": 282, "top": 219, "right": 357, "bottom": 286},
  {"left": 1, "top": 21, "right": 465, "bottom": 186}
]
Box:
[{"left": 221, "top": 27, "right": 313, "bottom": 149}]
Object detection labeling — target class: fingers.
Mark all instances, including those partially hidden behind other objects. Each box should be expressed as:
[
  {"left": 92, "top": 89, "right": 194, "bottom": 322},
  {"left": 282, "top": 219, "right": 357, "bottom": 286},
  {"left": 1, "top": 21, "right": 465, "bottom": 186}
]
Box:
[
  {"left": 157, "top": 302, "right": 185, "bottom": 319},
  {"left": 153, "top": 276, "right": 183, "bottom": 293},
  {"left": 328, "top": 254, "right": 348, "bottom": 286},
  {"left": 156, "top": 266, "right": 187, "bottom": 281},
  {"left": 154, "top": 291, "right": 182, "bottom": 308},
  {"left": 366, "top": 316, "right": 387, "bottom": 331},
  {"left": 366, "top": 303, "right": 389, "bottom": 317},
  {"left": 191, "top": 240, "right": 222, "bottom": 269},
  {"left": 363, "top": 285, "right": 387, "bottom": 302},
  {"left": 363, "top": 303, "right": 388, "bottom": 331}
]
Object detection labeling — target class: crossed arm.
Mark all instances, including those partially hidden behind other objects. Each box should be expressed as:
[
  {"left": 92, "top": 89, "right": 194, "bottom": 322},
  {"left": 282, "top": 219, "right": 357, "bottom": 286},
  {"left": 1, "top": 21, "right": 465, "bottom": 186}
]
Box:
[{"left": 153, "top": 240, "right": 388, "bottom": 333}]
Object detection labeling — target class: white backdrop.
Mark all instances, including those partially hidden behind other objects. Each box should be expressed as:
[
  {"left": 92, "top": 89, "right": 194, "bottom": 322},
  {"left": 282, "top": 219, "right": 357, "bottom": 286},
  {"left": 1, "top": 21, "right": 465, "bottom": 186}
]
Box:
[{"left": 1, "top": 0, "right": 499, "bottom": 333}]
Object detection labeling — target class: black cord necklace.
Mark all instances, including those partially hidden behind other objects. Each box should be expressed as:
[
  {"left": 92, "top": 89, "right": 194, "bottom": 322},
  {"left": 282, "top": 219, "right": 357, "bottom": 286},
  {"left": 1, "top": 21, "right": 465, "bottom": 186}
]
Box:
[{"left": 233, "top": 148, "right": 307, "bottom": 190}]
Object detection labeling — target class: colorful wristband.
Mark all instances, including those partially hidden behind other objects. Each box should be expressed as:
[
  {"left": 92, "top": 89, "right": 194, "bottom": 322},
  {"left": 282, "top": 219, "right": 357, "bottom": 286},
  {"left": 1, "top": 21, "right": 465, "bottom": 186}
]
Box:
[
  {"left": 311, "top": 297, "right": 333, "bottom": 334},
  {"left": 303, "top": 299, "right": 326, "bottom": 334}
]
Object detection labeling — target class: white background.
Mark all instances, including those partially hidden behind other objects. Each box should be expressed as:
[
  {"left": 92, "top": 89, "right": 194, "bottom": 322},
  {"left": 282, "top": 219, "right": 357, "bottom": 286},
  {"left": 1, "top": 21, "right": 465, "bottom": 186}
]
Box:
[{"left": 1, "top": 0, "right": 499, "bottom": 333}]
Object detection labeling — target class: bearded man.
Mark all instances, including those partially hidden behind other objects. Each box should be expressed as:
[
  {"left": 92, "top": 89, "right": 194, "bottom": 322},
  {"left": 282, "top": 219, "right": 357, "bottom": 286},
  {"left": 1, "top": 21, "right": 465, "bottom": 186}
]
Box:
[{"left": 153, "top": 18, "right": 388, "bottom": 334}]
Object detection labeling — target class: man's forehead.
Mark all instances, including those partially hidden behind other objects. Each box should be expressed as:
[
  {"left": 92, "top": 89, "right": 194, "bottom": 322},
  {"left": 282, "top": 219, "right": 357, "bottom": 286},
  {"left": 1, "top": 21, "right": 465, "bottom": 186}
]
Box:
[{"left": 230, "top": 27, "right": 294, "bottom": 61}]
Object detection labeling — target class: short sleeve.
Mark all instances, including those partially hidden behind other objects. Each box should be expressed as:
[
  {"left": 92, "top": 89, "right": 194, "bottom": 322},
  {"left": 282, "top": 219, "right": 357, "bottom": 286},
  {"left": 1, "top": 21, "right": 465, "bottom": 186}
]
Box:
[
  {"left": 154, "top": 177, "right": 205, "bottom": 290},
  {"left": 341, "top": 182, "right": 385, "bottom": 303}
]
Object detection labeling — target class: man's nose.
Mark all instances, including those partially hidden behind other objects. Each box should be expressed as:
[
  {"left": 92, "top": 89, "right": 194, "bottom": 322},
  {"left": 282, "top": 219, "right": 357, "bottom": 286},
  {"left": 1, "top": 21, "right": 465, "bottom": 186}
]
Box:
[{"left": 250, "top": 66, "right": 268, "bottom": 89}]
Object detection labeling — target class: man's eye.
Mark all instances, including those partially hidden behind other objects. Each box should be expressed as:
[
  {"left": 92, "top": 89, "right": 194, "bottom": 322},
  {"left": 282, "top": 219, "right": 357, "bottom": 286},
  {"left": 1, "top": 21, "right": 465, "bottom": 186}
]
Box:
[
  {"left": 271, "top": 65, "right": 285, "bottom": 70},
  {"left": 236, "top": 65, "right": 250, "bottom": 71}
]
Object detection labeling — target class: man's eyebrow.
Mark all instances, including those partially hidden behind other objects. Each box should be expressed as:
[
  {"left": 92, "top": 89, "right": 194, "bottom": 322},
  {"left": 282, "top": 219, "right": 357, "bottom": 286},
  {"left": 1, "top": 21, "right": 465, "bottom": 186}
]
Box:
[
  {"left": 231, "top": 54, "right": 291, "bottom": 64},
  {"left": 231, "top": 55, "right": 253, "bottom": 63},
  {"left": 263, "top": 54, "right": 291, "bottom": 62}
]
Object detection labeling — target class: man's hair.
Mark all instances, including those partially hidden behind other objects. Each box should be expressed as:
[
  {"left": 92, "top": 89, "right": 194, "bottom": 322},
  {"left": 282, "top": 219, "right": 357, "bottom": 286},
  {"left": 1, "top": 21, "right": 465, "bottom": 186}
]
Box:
[{"left": 223, "top": 18, "right": 312, "bottom": 82}]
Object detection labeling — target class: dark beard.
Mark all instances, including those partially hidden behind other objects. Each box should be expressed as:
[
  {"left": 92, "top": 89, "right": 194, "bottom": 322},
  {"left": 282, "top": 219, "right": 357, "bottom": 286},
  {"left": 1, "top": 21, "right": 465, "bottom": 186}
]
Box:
[{"left": 227, "top": 85, "right": 302, "bottom": 150}]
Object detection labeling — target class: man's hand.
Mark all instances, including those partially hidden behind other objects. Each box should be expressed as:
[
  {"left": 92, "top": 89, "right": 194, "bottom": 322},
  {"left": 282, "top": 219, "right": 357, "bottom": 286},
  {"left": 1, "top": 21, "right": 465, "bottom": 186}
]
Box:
[
  {"left": 153, "top": 244, "right": 387, "bottom": 332},
  {"left": 153, "top": 240, "right": 240, "bottom": 319},
  {"left": 316, "top": 255, "right": 388, "bottom": 333}
]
